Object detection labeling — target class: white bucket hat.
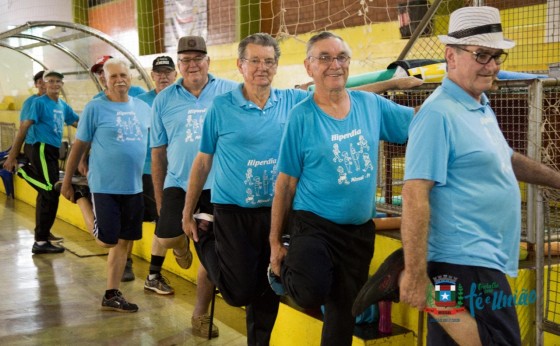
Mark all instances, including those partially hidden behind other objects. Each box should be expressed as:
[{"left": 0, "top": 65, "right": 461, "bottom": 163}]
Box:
[{"left": 438, "top": 6, "right": 515, "bottom": 50}]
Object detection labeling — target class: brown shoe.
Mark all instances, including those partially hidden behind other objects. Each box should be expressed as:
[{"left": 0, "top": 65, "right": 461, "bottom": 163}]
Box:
[
  {"left": 173, "top": 244, "right": 193, "bottom": 269},
  {"left": 191, "top": 314, "right": 219, "bottom": 338}
]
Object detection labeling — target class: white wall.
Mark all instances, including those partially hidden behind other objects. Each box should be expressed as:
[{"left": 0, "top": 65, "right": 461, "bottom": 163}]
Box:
[{"left": 0, "top": 0, "right": 73, "bottom": 32}]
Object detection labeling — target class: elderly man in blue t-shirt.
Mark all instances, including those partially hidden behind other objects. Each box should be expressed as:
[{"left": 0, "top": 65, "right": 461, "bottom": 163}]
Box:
[
  {"left": 148, "top": 37, "right": 237, "bottom": 337},
  {"left": 354, "top": 6, "right": 560, "bottom": 346},
  {"left": 61, "top": 58, "right": 151, "bottom": 313},
  {"left": 270, "top": 32, "right": 414, "bottom": 346},
  {"left": 3, "top": 70, "right": 79, "bottom": 254},
  {"left": 182, "top": 33, "right": 309, "bottom": 345}
]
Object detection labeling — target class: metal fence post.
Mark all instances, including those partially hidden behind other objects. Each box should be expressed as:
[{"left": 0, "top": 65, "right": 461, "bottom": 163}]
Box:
[{"left": 528, "top": 79, "right": 544, "bottom": 345}]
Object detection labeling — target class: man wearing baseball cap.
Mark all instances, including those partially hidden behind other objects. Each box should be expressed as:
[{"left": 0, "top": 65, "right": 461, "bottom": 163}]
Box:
[
  {"left": 19, "top": 72, "right": 45, "bottom": 168},
  {"left": 17, "top": 70, "right": 64, "bottom": 243},
  {"left": 149, "top": 36, "right": 237, "bottom": 337},
  {"left": 124, "top": 56, "right": 177, "bottom": 284},
  {"left": 3, "top": 69, "right": 79, "bottom": 254},
  {"left": 91, "top": 55, "right": 146, "bottom": 99},
  {"left": 354, "top": 6, "right": 560, "bottom": 345}
]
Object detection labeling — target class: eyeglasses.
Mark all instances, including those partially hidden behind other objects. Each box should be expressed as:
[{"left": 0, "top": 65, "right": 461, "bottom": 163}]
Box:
[
  {"left": 241, "top": 58, "right": 277, "bottom": 68},
  {"left": 455, "top": 46, "right": 508, "bottom": 65},
  {"left": 153, "top": 70, "right": 175, "bottom": 77},
  {"left": 178, "top": 56, "right": 207, "bottom": 65},
  {"left": 308, "top": 55, "right": 351, "bottom": 66}
]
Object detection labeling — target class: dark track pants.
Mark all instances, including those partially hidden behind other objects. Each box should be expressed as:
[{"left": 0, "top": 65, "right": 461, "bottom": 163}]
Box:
[
  {"left": 17, "top": 142, "right": 60, "bottom": 242},
  {"left": 281, "top": 210, "right": 375, "bottom": 346},
  {"left": 194, "top": 204, "right": 279, "bottom": 346}
]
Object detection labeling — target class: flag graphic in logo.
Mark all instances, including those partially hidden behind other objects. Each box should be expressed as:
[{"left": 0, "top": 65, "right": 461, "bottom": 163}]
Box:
[{"left": 435, "top": 284, "right": 456, "bottom": 307}]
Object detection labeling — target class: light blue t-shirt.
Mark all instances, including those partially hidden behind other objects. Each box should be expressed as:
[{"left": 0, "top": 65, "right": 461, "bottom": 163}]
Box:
[
  {"left": 279, "top": 90, "right": 413, "bottom": 224},
  {"left": 20, "top": 94, "right": 39, "bottom": 144},
  {"left": 136, "top": 89, "right": 157, "bottom": 106},
  {"left": 151, "top": 75, "right": 238, "bottom": 190},
  {"left": 29, "top": 94, "right": 80, "bottom": 148},
  {"left": 136, "top": 89, "right": 157, "bottom": 175},
  {"left": 77, "top": 95, "right": 151, "bottom": 194},
  {"left": 200, "top": 85, "right": 308, "bottom": 207},
  {"left": 404, "top": 77, "right": 520, "bottom": 277},
  {"left": 93, "top": 85, "right": 146, "bottom": 99}
]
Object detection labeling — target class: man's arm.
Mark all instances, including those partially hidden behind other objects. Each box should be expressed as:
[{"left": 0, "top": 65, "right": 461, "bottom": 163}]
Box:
[
  {"left": 3, "top": 119, "right": 33, "bottom": 172},
  {"left": 61, "top": 139, "right": 89, "bottom": 202},
  {"left": 77, "top": 143, "right": 91, "bottom": 176},
  {"left": 401, "top": 178, "right": 484, "bottom": 345},
  {"left": 399, "top": 178, "right": 434, "bottom": 310},
  {"left": 151, "top": 146, "right": 168, "bottom": 214},
  {"left": 269, "top": 172, "right": 298, "bottom": 276},
  {"left": 182, "top": 152, "right": 213, "bottom": 242},
  {"left": 351, "top": 76, "right": 423, "bottom": 93},
  {"left": 511, "top": 152, "right": 560, "bottom": 189}
]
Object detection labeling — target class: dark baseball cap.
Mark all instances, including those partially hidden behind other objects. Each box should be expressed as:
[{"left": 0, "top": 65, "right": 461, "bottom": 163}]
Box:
[
  {"left": 33, "top": 71, "right": 45, "bottom": 83},
  {"left": 152, "top": 56, "right": 175, "bottom": 71},
  {"left": 43, "top": 70, "right": 64, "bottom": 80},
  {"left": 90, "top": 55, "right": 113, "bottom": 74},
  {"left": 177, "top": 36, "right": 207, "bottom": 54}
]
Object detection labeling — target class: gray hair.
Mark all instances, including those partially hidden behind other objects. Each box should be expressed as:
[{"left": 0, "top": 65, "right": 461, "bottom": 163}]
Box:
[
  {"left": 103, "top": 58, "right": 131, "bottom": 79},
  {"left": 238, "top": 33, "right": 281, "bottom": 60},
  {"left": 306, "top": 31, "right": 351, "bottom": 57}
]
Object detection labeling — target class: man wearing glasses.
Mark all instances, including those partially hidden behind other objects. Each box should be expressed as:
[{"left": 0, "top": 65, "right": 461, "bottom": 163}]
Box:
[
  {"left": 137, "top": 56, "right": 177, "bottom": 229},
  {"left": 3, "top": 70, "right": 79, "bottom": 254},
  {"left": 182, "top": 33, "right": 309, "bottom": 345},
  {"left": 127, "top": 56, "right": 177, "bottom": 284},
  {"left": 268, "top": 31, "right": 414, "bottom": 345},
  {"left": 150, "top": 36, "right": 237, "bottom": 337},
  {"left": 352, "top": 6, "right": 560, "bottom": 346}
]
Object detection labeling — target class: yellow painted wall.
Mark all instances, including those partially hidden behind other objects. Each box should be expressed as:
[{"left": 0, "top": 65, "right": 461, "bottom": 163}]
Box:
[
  {"left": 203, "top": 5, "right": 559, "bottom": 90},
  {"left": 206, "top": 23, "right": 409, "bottom": 89}
]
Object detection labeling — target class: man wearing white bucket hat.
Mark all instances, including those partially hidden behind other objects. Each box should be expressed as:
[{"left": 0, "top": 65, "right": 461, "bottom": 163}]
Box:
[{"left": 353, "top": 6, "right": 560, "bottom": 345}]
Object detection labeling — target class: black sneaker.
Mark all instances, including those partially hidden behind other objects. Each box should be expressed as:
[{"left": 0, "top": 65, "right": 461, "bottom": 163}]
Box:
[
  {"left": 73, "top": 184, "right": 90, "bottom": 201},
  {"left": 267, "top": 234, "right": 291, "bottom": 296},
  {"left": 121, "top": 258, "right": 135, "bottom": 282},
  {"left": 101, "top": 290, "right": 138, "bottom": 313},
  {"left": 144, "top": 273, "right": 175, "bottom": 295},
  {"left": 48, "top": 233, "right": 64, "bottom": 243},
  {"left": 281, "top": 234, "right": 291, "bottom": 248},
  {"left": 267, "top": 264, "right": 286, "bottom": 296},
  {"left": 352, "top": 248, "right": 404, "bottom": 317},
  {"left": 53, "top": 181, "right": 63, "bottom": 193},
  {"left": 32, "top": 241, "right": 65, "bottom": 254},
  {"left": 54, "top": 180, "right": 90, "bottom": 202}
]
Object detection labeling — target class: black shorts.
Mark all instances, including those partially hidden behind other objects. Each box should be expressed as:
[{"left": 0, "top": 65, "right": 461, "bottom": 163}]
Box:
[
  {"left": 142, "top": 174, "right": 158, "bottom": 222},
  {"left": 427, "top": 262, "right": 521, "bottom": 346},
  {"left": 91, "top": 192, "right": 144, "bottom": 245},
  {"left": 155, "top": 187, "right": 211, "bottom": 239}
]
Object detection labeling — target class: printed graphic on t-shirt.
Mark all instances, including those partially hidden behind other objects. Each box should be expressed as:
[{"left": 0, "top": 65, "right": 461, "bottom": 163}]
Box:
[
  {"left": 185, "top": 109, "right": 205, "bottom": 142},
  {"left": 244, "top": 159, "right": 278, "bottom": 205},
  {"left": 53, "top": 109, "right": 64, "bottom": 136},
  {"left": 115, "top": 111, "right": 143, "bottom": 142},
  {"left": 332, "top": 130, "right": 374, "bottom": 185}
]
